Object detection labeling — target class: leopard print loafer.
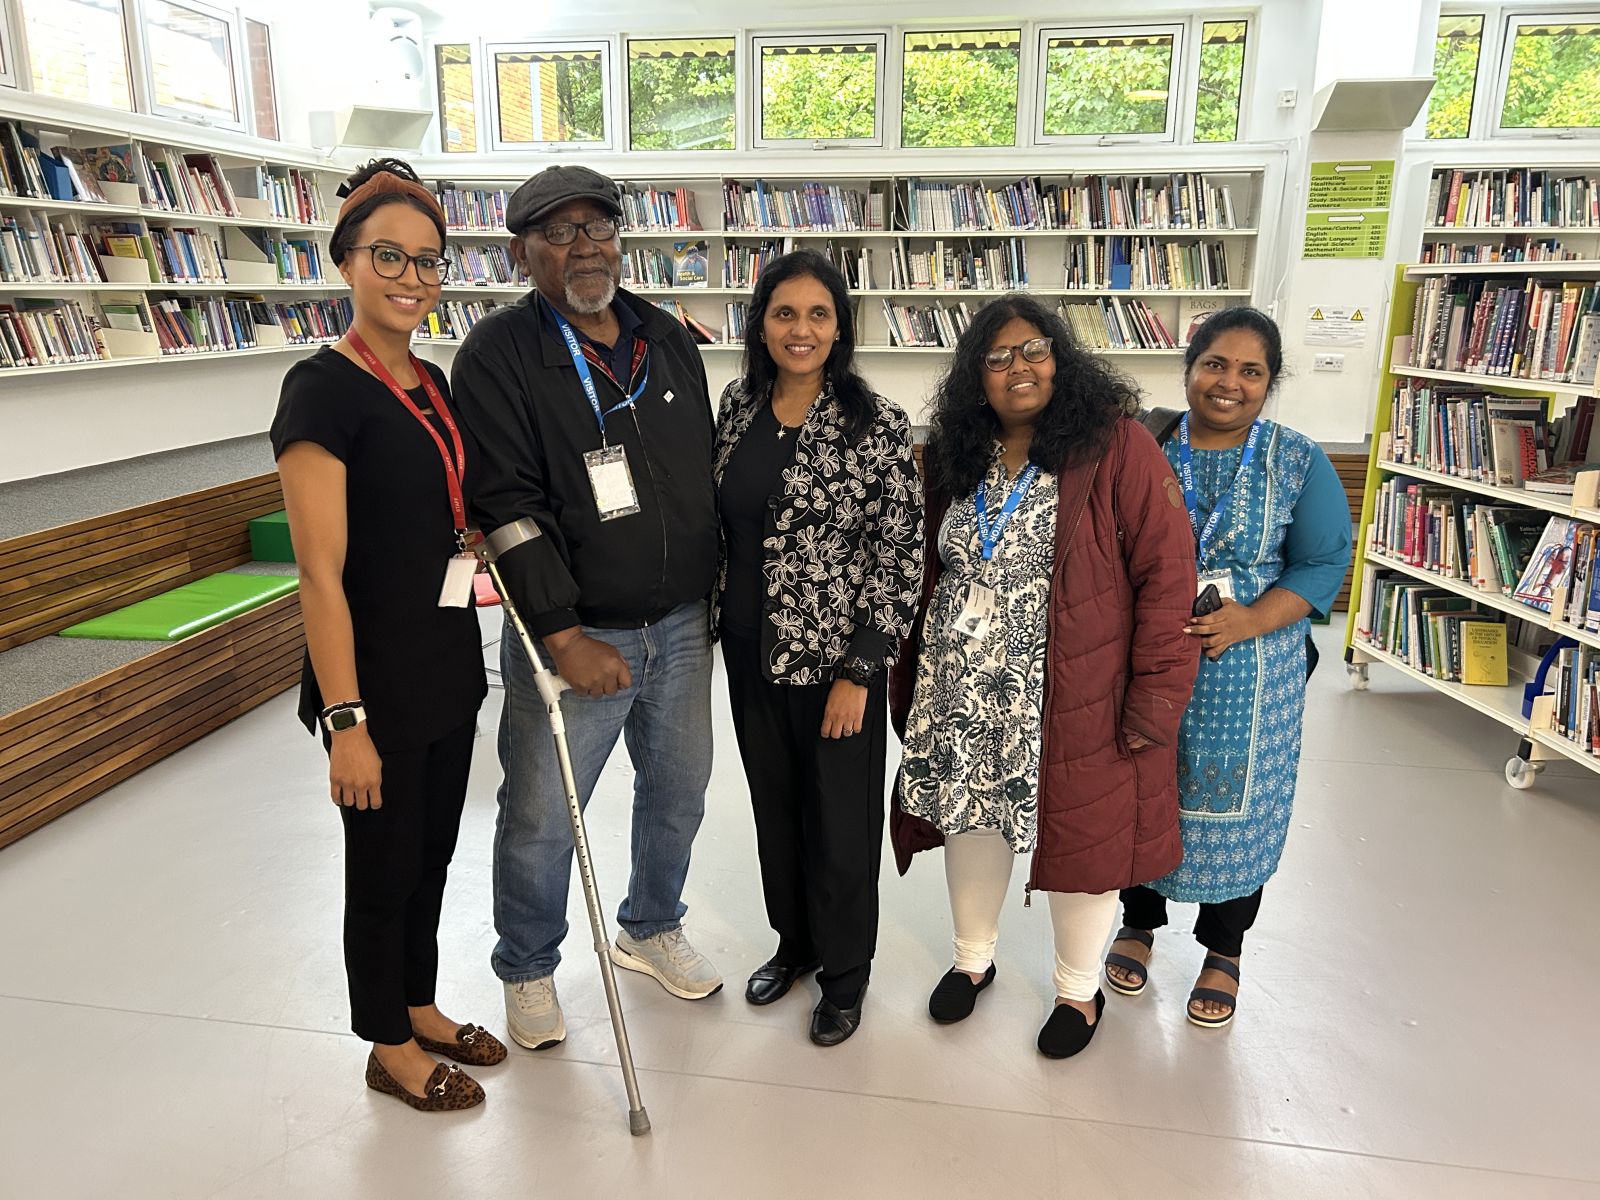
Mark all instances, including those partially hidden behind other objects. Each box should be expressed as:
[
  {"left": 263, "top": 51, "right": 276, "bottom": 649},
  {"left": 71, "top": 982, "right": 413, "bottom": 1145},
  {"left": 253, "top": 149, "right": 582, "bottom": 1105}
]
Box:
[
  {"left": 414, "top": 1023, "right": 509, "bottom": 1067},
  {"left": 365, "top": 1051, "right": 485, "bottom": 1112}
]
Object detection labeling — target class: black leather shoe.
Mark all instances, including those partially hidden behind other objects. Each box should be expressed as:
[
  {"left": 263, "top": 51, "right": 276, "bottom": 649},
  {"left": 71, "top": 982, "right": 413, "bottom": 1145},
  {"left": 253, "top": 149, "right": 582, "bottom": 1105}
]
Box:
[
  {"left": 809, "top": 990, "right": 865, "bottom": 1047},
  {"left": 928, "top": 963, "right": 996, "bottom": 1023},
  {"left": 1037, "top": 990, "right": 1106, "bottom": 1059},
  {"left": 745, "top": 958, "right": 820, "bottom": 1006}
]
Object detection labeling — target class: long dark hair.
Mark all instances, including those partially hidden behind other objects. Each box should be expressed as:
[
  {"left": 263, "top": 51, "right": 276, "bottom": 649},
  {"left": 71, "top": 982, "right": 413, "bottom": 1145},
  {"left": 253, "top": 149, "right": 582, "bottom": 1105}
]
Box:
[
  {"left": 1184, "top": 305, "right": 1285, "bottom": 393},
  {"left": 925, "top": 293, "right": 1139, "bottom": 500},
  {"left": 741, "top": 249, "right": 875, "bottom": 442},
  {"left": 329, "top": 157, "right": 446, "bottom": 265}
]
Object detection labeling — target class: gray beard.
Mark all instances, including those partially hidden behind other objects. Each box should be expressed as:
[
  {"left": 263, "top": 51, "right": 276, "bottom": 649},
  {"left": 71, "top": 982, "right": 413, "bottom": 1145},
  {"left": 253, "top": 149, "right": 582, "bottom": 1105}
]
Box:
[{"left": 564, "top": 275, "right": 617, "bottom": 314}]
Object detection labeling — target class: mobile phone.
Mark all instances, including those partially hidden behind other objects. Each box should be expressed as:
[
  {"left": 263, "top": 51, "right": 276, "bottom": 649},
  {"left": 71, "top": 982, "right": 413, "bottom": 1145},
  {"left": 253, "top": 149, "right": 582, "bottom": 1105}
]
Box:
[{"left": 1192, "top": 583, "right": 1223, "bottom": 618}]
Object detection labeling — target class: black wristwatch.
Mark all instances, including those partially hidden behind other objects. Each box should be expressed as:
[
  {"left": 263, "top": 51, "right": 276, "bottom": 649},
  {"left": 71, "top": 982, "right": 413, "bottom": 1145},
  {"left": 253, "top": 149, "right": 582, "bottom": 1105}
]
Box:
[
  {"left": 838, "top": 655, "right": 880, "bottom": 688},
  {"left": 320, "top": 700, "right": 367, "bottom": 734}
]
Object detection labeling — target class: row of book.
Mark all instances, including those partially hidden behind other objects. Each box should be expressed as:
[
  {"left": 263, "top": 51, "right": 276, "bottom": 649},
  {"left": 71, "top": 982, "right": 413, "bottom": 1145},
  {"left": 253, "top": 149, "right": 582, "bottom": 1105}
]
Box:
[
  {"left": 652, "top": 299, "right": 721, "bottom": 345},
  {"left": 620, "top": 186, "right": 702, "bottom": 231},
  {"left": 0, "top": 300, "right": 104, "bottom": 367},
  {"left": 1064, "top": 238, "right": 1232, "bottom": 291},
  {"left": 1405, "top": 275, "right": 1600, "bottom": 383},
  {"left": 251, "top": 166, "right": 328, "bottom": 226},
  {"left": 1357, "top": 569, "right": 1512, "bottom": 685},
  {"left": 1428, "top": 169, "right": 1600, "bottom": 230},
  {"left": 447, "top": 243, "right": 520, "bottom": 287},
  {"left": 1057, "top": 298, "right": 1178, "bottom": 351},
  {"left": 724, "top": 302, "right": 749, "bottom": 341},
  {"left": 1547, "top": 643, "right": 1600, "bottom": 754},
  {"left": 438, "top": 188, "right": 509, "bottom": 232},
  {"left": 0, "top": 213, "right": 100, "bottom": 284},
  {"left": 1420, "top": 239, "right": 1584, "bottom": 265},
  {"left": 262, "top": 237, "right": 325, "bottom": 285},
  {"left": 415, "top": 300, "right": 504, "bottom": 342},
  {"left": 723, "top": 181, "right": 879, "bottom": 233},
  {"left": 887, "top": 238, "right": 1029, "bottom": 291},
  {"left": 1385, "top": 384, "right": 1555, "bottom": 489},
  {"left": 881, "top": 299, "right": 973, "bottom": 348},
  {"left": 898, "top": 174, "right": 1241, "bottom": 233}
]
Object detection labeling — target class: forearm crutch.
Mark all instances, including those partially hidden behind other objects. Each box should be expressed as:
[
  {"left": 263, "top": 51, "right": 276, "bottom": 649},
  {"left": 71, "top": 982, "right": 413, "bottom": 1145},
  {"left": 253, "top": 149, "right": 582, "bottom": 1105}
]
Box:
[{"left": 476, "top": 522, "right": 651, "bottom": 1137}]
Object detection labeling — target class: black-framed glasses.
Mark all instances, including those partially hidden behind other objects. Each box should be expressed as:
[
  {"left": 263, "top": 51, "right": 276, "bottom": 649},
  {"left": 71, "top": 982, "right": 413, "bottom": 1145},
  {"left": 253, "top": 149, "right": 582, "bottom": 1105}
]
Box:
[
  {"left": 530, "top": 218, "right": 619, "bottom": 246},
  {"left": 983, "top": 336, "right": 1052, "bottom": 372},
  {"left": 349, "top": 244, "right": 450, "bottom": 284}
]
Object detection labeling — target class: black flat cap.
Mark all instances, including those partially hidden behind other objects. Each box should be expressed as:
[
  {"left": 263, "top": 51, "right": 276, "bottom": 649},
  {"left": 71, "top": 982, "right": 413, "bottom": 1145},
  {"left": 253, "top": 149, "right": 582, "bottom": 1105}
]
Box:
[{"left": 505, "top": 165, "right": 623, "bottom": 234}]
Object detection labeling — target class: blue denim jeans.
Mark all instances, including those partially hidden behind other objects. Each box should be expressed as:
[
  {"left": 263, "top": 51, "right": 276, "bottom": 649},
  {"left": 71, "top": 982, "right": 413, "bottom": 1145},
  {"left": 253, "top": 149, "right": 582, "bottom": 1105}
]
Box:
[{"left": 490, "top": 600, "right": 713, "bottom": 983}]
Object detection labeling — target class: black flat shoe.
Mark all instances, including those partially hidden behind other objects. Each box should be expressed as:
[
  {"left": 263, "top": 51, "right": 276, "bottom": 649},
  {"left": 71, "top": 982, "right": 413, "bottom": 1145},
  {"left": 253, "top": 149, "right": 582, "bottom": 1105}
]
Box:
[
  {"left": 745, "top": 958, "right": 820, "bottom": 1006},
  {"left": 809, "top": 990, "right": 865, "bottom": 1047},
  {"left": 928, "top": 963, "right": 996, "bottom": 1024},
  {"left": 1037, "top": 990, "right": 1106, "bottom": 1059}
]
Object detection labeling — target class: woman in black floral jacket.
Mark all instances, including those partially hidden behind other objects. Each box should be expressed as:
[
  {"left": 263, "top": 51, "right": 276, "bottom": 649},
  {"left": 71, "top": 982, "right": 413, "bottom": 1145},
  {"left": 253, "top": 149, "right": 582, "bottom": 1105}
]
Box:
[{"left": 713, "top": 249, "right": 923, "bottom": 1047}]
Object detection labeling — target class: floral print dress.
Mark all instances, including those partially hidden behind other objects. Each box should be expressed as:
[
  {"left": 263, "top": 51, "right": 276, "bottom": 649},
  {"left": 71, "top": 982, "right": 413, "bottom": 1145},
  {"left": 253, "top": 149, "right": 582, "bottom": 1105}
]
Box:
[{"left": 898, "top": 450, "right": 1059, "bottom": 853}]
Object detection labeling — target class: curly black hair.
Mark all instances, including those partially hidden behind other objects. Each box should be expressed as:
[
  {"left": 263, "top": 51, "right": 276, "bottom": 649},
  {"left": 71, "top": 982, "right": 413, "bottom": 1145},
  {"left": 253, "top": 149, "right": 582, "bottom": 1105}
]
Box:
[
  {"left": 1183, "top": 305, "right": 1285, "bottom": 393},
  {"left": 328, "top": 157, "right": 446, "bottom": 265},
  {"left": 741, "top": 249, "right": 875, "bottom": 443},
  {"left": 924, "top": 293, "right": 1140, "bottom": 501}
]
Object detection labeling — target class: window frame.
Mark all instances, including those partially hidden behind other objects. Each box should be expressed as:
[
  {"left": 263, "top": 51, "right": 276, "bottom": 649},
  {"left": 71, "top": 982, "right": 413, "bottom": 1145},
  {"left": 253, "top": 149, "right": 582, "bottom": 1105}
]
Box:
[
  {"left": 242, "top": 16, "right": 278, "bottom": 141},
  {"left": 17, "top": 0, "right": 136, "bottom": 111},
  {"left": 750, "top": 31, "right": 887, "bottom": 149},
  {"left": 1424, "top": 9, "right": 1488, "bottom": 140},
  {"left": 897, "top": 26, "right": 1024, "bottom": 150},
  {"left": 1188, "top": 16, "right": 1254, "bottom": 144},
  {"left": 1034, "top": 22, "right": 1187, "bottom": 145},
  {"left": 1489, "top": 8, "right": 1600, "bottom": 138},
  {"left": 485, "top": 37, "right": 615, "bottom": 151},
  {"left": 0, "top": 0, "right": 17, "bottom": 88},
  {"left": 623, "top": 34, "right": 739, "bottom": 152},
  {"left": 433, "top": 39, "right": 478, "bottom": 154},
  {"left": 137, "top": 0, "right": 249, "bottom": 132}
]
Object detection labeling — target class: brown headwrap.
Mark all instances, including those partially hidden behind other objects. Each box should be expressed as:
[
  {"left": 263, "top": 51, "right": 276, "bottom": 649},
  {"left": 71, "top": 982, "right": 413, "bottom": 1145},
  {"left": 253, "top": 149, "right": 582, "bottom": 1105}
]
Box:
[{"left": 335, "top": 171, "right": 447, "bottom": 228}]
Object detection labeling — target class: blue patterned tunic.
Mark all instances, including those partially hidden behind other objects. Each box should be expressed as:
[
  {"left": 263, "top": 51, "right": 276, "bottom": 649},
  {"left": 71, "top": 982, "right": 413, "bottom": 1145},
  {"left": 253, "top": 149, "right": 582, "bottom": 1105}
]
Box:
[{"left": 1149, "top": 420, "right": 1351, "bottom": 903}]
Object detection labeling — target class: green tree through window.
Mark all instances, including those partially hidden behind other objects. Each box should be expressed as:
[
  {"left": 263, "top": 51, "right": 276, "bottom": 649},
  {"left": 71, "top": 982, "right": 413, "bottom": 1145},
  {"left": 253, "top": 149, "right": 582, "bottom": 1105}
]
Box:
[
  {"left": 1042, "top": 32, "right": 1175, "bottom": 137},
  {"left": 1501, "top": 22, "right": 1600, "bottom": 130},
  {"left": 761, "top": 42, "right": 878, "bottom": 140},
  {"left": 1427, "top": 15, "right": 1482, "bottom": 139},
  {"left": 901, "top": 30, "right": 1019, "bottom": 148},
  {"left": 1195, "top": 21, "right": 1246, "bottom": 142},
  {"left": 629, "top": 38, "right": 735, "bottom": 150}
]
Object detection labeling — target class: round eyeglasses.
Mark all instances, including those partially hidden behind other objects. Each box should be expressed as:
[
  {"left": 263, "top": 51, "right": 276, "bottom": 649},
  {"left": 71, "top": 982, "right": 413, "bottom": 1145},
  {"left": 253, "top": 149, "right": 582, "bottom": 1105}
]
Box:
[
  {"left": 530, "top": 218, "right": 619, "bottom": 246},
  {"left": 983, "top": 336, "right": 1053, "bottom": 372},
  {"left": 349, "top": 244, "right": 450, "bottom": 285}
]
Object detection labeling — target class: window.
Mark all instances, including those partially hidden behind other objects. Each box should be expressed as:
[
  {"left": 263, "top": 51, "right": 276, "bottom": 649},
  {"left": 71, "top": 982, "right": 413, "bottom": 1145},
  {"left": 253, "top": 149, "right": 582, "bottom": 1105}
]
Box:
[
  {"left": 1194, "top": 20, "right": 1247, "bottom": 142},
  {"left": 1428, "top": 14, "right": 1484, "bottom": 139},
  {"left": 901, "top": 30, "right": 1019, "bottom": 148},
  {"left": 436, "top": 43, "right": 477, "bottom": 153},
  {"left": 628, "top": 38, "right": 735, "bottom": 150},
  {"left": 0, "top": 1, "right": 16, "bottom": 88},
  {"left": 19, "top": 0, "right": 133, "bottom": 110},
  {"left": 755, "top": 35, "right": 884, "bottom": 145},
  {"left": 245, "top": 19, "right": 278, "bottom": 140},
  {"left": 490, "top": 42, "right": 609, "bottom": 148},
  {"left": 143, "top": 0, "right": 244, "bottom": 128},
  {"left": 1038, "top": 26, "right": 1183, "bottom": 141},
  {"left": 1499, "top": 18, "right": 1600, "bottom": 132}
]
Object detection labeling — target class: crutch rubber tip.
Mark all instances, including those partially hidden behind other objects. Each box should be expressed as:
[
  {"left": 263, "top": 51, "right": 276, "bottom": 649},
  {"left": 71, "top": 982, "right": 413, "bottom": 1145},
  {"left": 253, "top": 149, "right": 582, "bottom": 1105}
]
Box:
[{"left": 629, "top": 1108, "right": 652, "bottom": 1136}]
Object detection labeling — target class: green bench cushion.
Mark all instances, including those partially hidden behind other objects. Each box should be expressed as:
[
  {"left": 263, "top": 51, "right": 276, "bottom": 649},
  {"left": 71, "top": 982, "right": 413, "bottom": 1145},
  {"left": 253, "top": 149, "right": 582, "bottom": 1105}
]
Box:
[
  {"left": 59, "top": 572, "right": 299, "bottom": 641},
  {"left": 248, "top": 510, "right": 295, "bottom": 562}
]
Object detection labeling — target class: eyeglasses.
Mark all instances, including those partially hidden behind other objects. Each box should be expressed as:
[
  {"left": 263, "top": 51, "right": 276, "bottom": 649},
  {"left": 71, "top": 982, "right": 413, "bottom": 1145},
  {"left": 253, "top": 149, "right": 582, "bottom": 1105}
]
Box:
[
  {"left": 349, "top": 244, "right": 450, "bottom": 285},
  {"left": 983, "top": 336, "right": 1052, "bottom": 372},
  {"left": 530, "top": 218, "right": 619, "bottom": 246}
]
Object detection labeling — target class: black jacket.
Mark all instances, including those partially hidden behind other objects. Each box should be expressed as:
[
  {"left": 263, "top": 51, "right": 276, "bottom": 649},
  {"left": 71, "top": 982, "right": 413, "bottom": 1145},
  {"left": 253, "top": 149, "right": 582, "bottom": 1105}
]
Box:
[{"left": 450, "top": 289, "right": 718, "bottom": 635}]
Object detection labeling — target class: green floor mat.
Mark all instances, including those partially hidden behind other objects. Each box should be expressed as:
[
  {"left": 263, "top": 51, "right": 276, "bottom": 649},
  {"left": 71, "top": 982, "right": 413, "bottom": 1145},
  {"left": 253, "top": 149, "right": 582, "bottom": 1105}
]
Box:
[
  {"left": 59, "top": 572, "right": 300, "bottom": 641},
  {"left": 248, "top": 510, "right": 295, "bottom": 563}
]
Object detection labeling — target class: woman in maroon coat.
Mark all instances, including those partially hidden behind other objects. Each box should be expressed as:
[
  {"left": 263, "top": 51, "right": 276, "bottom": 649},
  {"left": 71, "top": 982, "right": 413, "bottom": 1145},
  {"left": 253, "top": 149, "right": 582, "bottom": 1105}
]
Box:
[{"left": 892, "top": 295, "right": 1197, "bottom": 1059}]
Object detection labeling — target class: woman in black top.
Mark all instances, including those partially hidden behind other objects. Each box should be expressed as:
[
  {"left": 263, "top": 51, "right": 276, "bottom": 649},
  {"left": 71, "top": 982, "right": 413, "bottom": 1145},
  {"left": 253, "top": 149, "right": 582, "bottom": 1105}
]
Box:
[
  {"left": 712, "top": 250, "right": 923, "bottom": 1046},
  {"left": 271, "top": 159, "right": 495, "bottom": 1112}
]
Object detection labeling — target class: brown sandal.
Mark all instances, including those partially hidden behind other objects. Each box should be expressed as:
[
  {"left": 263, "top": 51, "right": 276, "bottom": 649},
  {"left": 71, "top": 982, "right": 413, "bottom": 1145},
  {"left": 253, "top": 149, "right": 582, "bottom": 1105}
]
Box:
[
  {"left": 365, "top": 1051, "right": 485, "bottom": 1112},
  {"left": 415, "top": 1023, "right": 509, "bottom": 1067}
]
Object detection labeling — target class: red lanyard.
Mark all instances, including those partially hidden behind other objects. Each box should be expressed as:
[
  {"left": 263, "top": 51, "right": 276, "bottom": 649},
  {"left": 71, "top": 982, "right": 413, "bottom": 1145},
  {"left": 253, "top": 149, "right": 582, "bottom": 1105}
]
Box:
[{"left": 346, "top": 330, "right": 468, "bottom": 542}]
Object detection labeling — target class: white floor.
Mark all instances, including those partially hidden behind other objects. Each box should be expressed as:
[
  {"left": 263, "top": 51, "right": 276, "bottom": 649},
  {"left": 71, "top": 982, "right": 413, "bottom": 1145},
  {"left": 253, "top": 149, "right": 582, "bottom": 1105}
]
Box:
[{"left": 2, "top": 622, "right": 1598, "bottom": 1200}]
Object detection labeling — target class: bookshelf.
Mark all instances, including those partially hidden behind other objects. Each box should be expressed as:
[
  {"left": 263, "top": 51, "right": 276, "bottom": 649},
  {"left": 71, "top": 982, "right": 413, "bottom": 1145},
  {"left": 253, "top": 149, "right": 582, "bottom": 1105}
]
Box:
[
  {"left": 1343, "top": 248, "right": 1600, "bottom": 789},
  {"left": 0, "top": 107, "right": 348, "bottom": 373}
]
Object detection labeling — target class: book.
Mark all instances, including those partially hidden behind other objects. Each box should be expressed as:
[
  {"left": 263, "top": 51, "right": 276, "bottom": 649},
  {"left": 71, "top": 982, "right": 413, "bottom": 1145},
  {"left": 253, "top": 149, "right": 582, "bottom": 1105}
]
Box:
[
  {"left": 1513, "top": 516, "right": 1576, "bottom": 611},
  {"left": 1460, "top": 621, "right": 1509, "bottom": 685},
  {"left": 672, "top": 241, "right": 709, "bottom": 288}
]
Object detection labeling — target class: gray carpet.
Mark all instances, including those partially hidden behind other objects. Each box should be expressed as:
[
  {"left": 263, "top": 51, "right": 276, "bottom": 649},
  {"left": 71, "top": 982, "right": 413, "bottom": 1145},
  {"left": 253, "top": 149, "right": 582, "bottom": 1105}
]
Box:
[{"left": 0, "top": 636, "right": 164, "bottom": 719}]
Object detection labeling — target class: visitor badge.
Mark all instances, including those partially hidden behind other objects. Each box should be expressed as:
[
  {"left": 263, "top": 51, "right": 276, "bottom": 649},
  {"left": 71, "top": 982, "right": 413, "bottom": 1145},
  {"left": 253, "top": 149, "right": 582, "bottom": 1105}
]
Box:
[
  {"left": 583, "top": 444, "right": 640, "bottom": 522},
  {"left": 953, "top": 581, "right": 997, "bottom": 642},
  {"left": 438, "top": 553, "right": 477, "bottom": 607},
  {"left": 1198, "top": 569, "right": 1235, "bottom": 602}
]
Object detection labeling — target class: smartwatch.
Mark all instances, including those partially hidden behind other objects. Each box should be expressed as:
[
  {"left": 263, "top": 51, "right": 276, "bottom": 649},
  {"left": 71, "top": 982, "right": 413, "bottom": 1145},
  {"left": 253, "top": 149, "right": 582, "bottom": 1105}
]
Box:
[
  {"left": 321, "top": 701, "right": 367, "bottom": 734},
  {"left": 838, "top": 655, "right": 880, "bottom": 688}
]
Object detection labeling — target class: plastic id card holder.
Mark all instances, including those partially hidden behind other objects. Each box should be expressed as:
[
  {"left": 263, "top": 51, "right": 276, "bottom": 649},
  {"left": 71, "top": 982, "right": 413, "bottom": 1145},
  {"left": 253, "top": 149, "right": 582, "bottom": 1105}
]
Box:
[
  {"left": 952, "top": 581, "right": 997, "bottom": 642},
  {"left": 438, "top": 553, "right": 477, "bottom": 607},
  {"left": 583, "top": 444, "right": 640, "bottom": 522},
  {"left": 1198, "top": 569, "right": 1235, "bottom": 602}
]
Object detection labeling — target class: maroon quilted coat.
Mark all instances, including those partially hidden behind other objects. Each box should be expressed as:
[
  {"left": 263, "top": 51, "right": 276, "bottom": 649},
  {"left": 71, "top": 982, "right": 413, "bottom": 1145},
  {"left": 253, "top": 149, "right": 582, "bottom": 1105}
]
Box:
[{"left": 890, "top": 416, "right": 1200, "bottom": 895}]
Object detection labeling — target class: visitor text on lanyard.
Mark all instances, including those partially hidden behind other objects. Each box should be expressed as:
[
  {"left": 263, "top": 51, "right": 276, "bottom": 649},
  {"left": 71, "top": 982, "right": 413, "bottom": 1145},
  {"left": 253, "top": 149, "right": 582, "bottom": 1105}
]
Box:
[
  {"left": 974, "top": 464, "right": 1041, "bottom": 564},
  {"left": 549, "top": 300, "right": 649, "bottom": 445},
  {"left": 1177, "top": 412, "right": 1261, "bottom": 563}
]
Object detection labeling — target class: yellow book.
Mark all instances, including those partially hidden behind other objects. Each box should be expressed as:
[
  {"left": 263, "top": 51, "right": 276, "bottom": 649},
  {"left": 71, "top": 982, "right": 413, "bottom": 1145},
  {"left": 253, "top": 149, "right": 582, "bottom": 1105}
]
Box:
[{"left": 1461, "top": 622, "right": 1508, "bottom": 686}]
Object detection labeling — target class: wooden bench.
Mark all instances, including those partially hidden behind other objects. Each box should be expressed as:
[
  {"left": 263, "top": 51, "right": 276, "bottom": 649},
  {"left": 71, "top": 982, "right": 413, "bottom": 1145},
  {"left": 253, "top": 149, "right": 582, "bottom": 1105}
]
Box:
[{"left": 0, "top": 472, "right": 304, "bottom": 850}]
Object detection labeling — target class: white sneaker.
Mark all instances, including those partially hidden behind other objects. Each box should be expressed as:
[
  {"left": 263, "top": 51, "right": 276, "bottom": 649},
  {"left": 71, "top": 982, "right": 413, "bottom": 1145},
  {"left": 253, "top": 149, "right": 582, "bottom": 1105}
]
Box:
[
  {"left": 610, "top": 928, "right": 723, "bottom": 1000},
  {"left": 504, "top": 977, "right": 566, "bottom": 1050}
]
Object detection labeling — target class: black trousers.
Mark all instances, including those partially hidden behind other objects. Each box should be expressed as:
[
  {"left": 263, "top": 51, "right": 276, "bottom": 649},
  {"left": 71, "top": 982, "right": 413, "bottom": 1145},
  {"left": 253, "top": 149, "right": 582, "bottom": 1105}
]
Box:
[
  {"left": 722, "top": 633, "right": 885, "bottom": 1008},
  {"left": 339, "top": 718, "right": 475, "bottom": 1045},
  {"left": 1119, "top": 884, "right": 1264, "bottom": 958}
]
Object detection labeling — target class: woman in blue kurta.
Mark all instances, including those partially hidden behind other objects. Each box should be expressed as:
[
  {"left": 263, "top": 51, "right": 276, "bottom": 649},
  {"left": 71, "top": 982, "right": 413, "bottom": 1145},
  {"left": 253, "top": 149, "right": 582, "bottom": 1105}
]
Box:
[{"left": 1102, "top": 307, "right": 1351, "bottom": 1029}]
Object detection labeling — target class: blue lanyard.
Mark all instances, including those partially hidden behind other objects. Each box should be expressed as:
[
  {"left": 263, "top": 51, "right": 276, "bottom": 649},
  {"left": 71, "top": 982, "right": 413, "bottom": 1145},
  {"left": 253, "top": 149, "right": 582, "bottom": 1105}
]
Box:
[
  {"left": 547, "top": 298, "right": 649, "bottom": 442},
  {"left": 974, "top": 463, "right": 1041, "bottom": 562},
  {"left": 1177, "top": 413, "right": 1261, "bottom": 560}
]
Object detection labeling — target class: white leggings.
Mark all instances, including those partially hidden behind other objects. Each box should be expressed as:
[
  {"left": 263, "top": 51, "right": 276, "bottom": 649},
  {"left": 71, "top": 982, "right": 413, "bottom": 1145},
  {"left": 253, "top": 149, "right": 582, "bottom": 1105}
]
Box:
[{"left": 945, "top": 828, "right": 1120, "bottom": 1002}]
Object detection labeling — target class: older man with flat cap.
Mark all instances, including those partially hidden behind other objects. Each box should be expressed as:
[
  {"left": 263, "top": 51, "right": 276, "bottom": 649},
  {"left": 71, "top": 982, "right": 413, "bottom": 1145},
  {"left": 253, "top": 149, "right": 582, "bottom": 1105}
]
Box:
[{"left": 450, "top": 164, "right": 721, "bottom": 1050}]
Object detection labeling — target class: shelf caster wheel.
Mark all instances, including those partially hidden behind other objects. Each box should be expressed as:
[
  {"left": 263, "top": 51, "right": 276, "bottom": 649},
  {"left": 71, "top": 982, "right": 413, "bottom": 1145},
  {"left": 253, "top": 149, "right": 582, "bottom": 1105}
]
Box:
[
  {"left": 1505, "top": 757, "right": 1539, "bottom": 790},
  {"left": 1347, "top": 663, "right": 1369, "bottom": 691}
]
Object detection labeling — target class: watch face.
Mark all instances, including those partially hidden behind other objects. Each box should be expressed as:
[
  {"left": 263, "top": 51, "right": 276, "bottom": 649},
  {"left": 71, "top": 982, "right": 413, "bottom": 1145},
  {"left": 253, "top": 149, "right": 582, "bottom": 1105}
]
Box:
[{"left": 329, "top": 709, "right": 359, "bottom": 731}]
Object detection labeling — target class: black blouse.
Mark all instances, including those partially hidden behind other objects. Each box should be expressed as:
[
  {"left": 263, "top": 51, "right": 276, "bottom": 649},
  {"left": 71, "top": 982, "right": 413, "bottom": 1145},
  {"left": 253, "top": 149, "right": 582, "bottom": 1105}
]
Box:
[
  {"left": 270, "top": 347, "right": 487, "bottom": 752},
  {"left": 718, "top": 402, "right": 799, "bottom": 640}
]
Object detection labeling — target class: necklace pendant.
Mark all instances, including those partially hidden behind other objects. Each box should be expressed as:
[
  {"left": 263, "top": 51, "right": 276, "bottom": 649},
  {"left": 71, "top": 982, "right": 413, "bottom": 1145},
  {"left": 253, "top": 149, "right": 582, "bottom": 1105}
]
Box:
[{"left": 776, "top": 428, "right": 786, "bottom": 440}]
